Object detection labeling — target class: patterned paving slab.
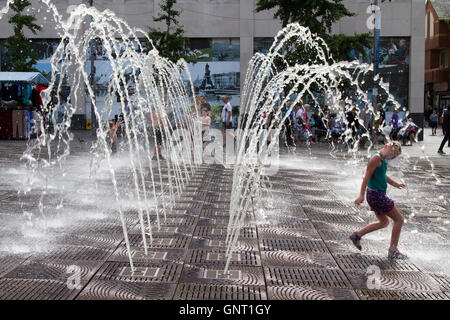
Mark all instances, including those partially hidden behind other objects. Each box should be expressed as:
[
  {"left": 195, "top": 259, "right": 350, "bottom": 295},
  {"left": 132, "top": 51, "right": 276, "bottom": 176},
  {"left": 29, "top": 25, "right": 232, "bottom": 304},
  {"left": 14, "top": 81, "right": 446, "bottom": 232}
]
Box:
[
  {"left": 259, "top": 238, "right": 329, "bottom": 253},
  {"left": 264, "top": 267, "right": 352, "bottom": 288},
  {"left": 0, "top": 278, "right": 80, "bottom": 300},
  {"left": 173, "top": 283, "right": 267, "bottom": 300},
  {"left": 186, "top": 250, "right": 261, "bottom": 266},
  {"left": 257, "top": 228, "right": 321, "bottom": 240},
  {"left": 355, "top": 289, "right": 449, "bottom": 300},
  {"left": 3, "top": 259, "right": 103, "bottom": 283},
  {"left": 267, "top": 285, "right": 358, "bottom": 300},
  {"left": 0, "top": 255, "right": 30, "bottom": 278},
  {"left": 1, "top": 148, "right": 449, "bottom": 300},
  {"left": 189, "top": 237, "right": 259, "bottom": 251},
  {"left": 125, "top": 234, "right": 192, "bottom": 249},
  {"left": 108, "top": 247, "right": 187, "bottom": 263},
  {"left": 179, "top": 265, "right": 265, "bottom": 286},
  {"left": 193, "top": 226, "right": 257, "bottom": 239},
  {"left": 334, "top": 254, "right": 421, "bottom": 272},
  {"left": 260, "top": 251, "right": 339, "bottom": 269},
  {"left": 94, "top": 262, "right": 184, "bottom": 283},
  {"left": 77, "top": 280, "right": 177, "bottom": 300}
]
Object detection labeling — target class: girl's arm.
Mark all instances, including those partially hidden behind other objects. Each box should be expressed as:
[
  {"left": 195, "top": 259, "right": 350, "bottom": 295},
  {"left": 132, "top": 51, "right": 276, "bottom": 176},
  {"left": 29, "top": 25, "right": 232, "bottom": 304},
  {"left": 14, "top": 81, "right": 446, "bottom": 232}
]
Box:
[
  {"left": 387, "top": 175, "right": 406, "bottom": 189},
  {"left": 354, "top": 156, "right": 381, "bottom": 206}
]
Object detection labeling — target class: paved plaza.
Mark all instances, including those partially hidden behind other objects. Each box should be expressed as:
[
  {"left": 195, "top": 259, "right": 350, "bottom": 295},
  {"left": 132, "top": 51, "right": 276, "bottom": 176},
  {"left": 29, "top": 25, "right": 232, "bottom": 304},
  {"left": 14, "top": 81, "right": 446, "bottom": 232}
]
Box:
[{"left": 0, "top": 129, "right": 449, "bottom": 300}]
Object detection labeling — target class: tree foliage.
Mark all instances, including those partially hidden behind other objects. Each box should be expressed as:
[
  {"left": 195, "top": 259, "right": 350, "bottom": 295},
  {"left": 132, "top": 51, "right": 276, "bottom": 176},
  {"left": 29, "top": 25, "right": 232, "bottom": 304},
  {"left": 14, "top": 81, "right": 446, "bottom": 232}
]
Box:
[
  {"left": 256, "top": 0, "right": 372, "bottom": 62},
  {"left": 147, "top": 0, "right": 188, "bottom": 63},
  {"left": 4, "top": 0, "right": 42, "bottom": 72}
]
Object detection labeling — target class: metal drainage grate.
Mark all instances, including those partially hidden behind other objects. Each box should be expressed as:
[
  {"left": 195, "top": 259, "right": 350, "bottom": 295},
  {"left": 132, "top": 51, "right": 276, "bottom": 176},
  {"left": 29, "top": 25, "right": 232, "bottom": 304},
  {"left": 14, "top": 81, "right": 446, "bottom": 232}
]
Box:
[
  {"left": 267, "top": 285, "right": 358, "bottom": 300},
  {"left": 200, "top": 209, "right": 230, "bottom": 217},
  {"left": 197, "top": 217, "right": 233, "bottom": 227},
  {"left": 173, "top": 284, "right": 267, "bottom": 300},
  {"left": 317, "top": 230, "right": 358, "bottom": 241},
  {"left": 260, "top": 251, "right": 339, "bottom": 269},
  {"left": 305, "top": 212, "right": 364, "bottom": 223},
  {"left": 346, "top": 271, "right": 443, "bottom": 292},
  {"left": 149, "top": 216, "right": 198, "bottom": 226},
  {"left": 0, "top": 278, "right": 78, "bottom": 300},
  {"left": 77, "top": 280, "right": 177, "bottom": 300},
  {"left": 189, "top": 238, "right": 259, "bottom": 251},
  {"left": 260, "top": 239, "right": 329, "bottom": 253},
  {"left": 256, "top": 216, "right": 310, "bottom": 226},
  {"left": 95, "top": 262, "right": 183, "bottom": 283},
  {"left": 3, "top": 260, "right": 102, "bottom": 282},
  {"left": 303, "top": 205, "right": 358, "bottom": 215},
  {"left": 43, "top": 245, "right": 114, "bottom": 261},
  {"left": 179, "top": 265, "right": 265, "bottom": 286},
  {"left": 264, "top": 267, "right": 351, "bottom": 288},
  {"left": 127, "top": 234, "right": 191, "bottom": 248},
  {"left": 257, "top": 228, "right": 321, "bottom": 240},
  {"left": 186, "top": 250, "right": 260, "bottom": 266},
  {"left": 256, "top": 220, "right": 315, "bottom": 230},
  {"left": 428, "top": 273, "right": 450, "bottom": 291},
  {"left": 312, "top": 221, "right": 367, "bottom": 232},
  {"left": 0, "top": 256, "right": 29, "bottom": 278},
  {"left": 334, "top": 254, "right": 420, "bottom": 272},
  {"left": 174, "top": 202, "right": 203, "bottom": 210},
  {"left": 71, "top": 223, "right": 126, "bottom": 236},
  {"left": 194, "top": 227, "right": 256, "bottom": 239},
  {"left": 356, "top": 289, "right": 449, "bottom": 300},
  {"left": 107, "top": 247, "right": 186, "bottom": 263}
]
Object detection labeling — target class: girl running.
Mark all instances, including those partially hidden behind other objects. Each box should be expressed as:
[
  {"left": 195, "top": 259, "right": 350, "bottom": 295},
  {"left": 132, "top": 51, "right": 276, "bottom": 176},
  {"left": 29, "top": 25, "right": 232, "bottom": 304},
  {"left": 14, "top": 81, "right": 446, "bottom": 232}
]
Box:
[{"left": 351, "top": 141, "right": 408, "bottom": 259}]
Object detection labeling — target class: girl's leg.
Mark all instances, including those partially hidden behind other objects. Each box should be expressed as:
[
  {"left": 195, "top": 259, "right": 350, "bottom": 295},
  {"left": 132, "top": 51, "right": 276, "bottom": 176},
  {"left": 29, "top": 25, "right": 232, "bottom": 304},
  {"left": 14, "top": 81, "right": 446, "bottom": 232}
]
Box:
[
  {"left": 357, "top": 213, "right": 390, "bottom": 237},
  {"left": 384, "top": 204, "right": 404, "bottom": 250}
]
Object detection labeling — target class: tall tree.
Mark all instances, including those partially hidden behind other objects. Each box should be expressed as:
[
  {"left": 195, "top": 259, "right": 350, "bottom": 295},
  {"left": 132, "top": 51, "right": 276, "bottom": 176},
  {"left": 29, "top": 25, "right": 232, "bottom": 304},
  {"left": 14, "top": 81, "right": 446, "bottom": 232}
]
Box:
[
  {"left": 147, "top": 0, "right": 187, "bottom": 63},
  {"left": 4, "top": 0, "right": 42, "bottom": 72},
  {"left": 256, "top": 0, "right": 372, "bottom": 62}
]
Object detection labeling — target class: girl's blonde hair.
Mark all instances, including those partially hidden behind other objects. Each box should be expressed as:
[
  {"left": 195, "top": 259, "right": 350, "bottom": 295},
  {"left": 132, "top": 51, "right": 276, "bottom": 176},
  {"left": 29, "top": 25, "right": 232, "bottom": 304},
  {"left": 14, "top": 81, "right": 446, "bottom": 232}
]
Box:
[{"left": 388, "top": 141, "right": 402, "bottom": 156}]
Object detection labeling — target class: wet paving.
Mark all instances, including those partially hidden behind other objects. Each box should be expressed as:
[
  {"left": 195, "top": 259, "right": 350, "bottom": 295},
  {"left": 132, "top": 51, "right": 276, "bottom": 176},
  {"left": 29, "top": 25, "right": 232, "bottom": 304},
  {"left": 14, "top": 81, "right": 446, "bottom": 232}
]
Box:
[{"left": 0, "top": 139, "right": 449, "bottom": 300}]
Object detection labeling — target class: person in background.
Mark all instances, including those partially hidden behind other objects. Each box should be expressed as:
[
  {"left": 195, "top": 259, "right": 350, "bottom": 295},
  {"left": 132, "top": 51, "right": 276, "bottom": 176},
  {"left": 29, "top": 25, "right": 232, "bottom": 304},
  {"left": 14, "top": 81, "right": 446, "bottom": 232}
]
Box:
[
  {"left": 360, "top": 103, "right": 373, "bottom": 133},
  {"left": 302, "top": 104, "right": 312, "bottom": 143},
  {"left": 371, "top": 103, "right": 388, "bottom": 147},
  {"left": 221, "top": 95, "right": 232, "bottom": 146},
  {"left": 346, "top": 106, "right": 360, "bottom": 148},
  {"left": 437, "top": 108, "right": 450, "bottom": 155},
  {"left": 311, "top": 112, "right": 327, "bottom": 143},
  {"left": 397, "top": 118, "right": 417, "bottom": 146},
  {"left": 390, "top": 107, "right": 400, "bottom": 140},
  {"left": 359, "top": 103, "right": 373, "bottom": 148},
  {"left": 148, "top": 109, "right": 166, "bottom": 161},
  {"left": 282, "top": 102, "right": 295, "bottom": 148},
  {"left": 294, "top": 103, "right": 304, "bottom": 144},
  {"left": 109, "top": 119, "right": 124, "bottom": 154},
  {"left": 199, "top": 107, "right": 211, "bottom": 148},
  {"left": 429, "top": 109, "right": 438, "bottom": 136}
]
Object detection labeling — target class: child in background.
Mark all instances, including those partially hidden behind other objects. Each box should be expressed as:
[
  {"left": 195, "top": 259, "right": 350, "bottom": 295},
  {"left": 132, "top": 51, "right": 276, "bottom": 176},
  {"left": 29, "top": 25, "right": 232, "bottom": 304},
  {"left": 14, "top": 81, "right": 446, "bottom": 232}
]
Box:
[
  {"left": 352, "top": 141, "right": 408, "bottom": 259},
  {"left": 109, "top": 120, "right": 123, "bottom": 154},
  {"left": 429, "top": 109, "right": 438, "bottom": 136},
  {"left": 200, "top": 107, "right": 211, "bottom": 145}
]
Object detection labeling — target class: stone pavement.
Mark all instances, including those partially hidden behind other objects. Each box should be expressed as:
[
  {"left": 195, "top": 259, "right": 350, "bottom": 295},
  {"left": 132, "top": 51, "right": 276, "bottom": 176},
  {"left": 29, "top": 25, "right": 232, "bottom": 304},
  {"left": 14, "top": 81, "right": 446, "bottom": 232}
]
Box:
[{"left": 0, "top": 134, "right": 448, "bottom": 300}]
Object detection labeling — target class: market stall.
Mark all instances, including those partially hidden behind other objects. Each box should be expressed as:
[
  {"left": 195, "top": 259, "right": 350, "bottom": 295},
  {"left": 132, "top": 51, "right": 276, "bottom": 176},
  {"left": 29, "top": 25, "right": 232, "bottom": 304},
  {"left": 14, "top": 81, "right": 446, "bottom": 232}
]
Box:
[{"left": 0, "top": 72, "right": 49, "bottom": 140}]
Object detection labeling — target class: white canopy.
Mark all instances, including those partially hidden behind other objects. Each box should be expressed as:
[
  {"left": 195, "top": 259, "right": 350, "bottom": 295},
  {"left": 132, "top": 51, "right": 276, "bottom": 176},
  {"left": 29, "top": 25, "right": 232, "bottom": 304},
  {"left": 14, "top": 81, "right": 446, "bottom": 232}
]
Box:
[{"left": 0, "top": 72, "right": 49, "bottom": 85}]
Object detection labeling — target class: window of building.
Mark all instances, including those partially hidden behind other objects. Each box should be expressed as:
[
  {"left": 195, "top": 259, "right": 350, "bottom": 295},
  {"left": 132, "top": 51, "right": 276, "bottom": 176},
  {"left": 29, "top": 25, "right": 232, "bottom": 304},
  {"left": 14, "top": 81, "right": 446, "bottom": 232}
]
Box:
[
  {"left": 440, "top": 51, "right": 448, "bottom": 68},
  {"left": 430, "top": 13, "right": 434, "bottom": 37}
]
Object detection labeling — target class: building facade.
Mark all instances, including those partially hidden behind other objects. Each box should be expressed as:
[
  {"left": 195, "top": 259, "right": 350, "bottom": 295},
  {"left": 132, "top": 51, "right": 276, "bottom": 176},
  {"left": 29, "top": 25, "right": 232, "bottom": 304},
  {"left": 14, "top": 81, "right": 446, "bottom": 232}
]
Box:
[
  {"left": 0, "top": 0, "right": 425, "bottom": 134},
  {"left": 425, "top": 0, "right": 450, "bottom": 115}
]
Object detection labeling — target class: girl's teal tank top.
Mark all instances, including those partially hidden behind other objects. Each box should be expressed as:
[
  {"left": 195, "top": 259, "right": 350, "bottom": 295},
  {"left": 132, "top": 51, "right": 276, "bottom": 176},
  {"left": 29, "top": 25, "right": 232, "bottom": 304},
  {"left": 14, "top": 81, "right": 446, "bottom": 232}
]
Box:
[{"left": 367, "top": 152, "right": 387, "bottom": 191}]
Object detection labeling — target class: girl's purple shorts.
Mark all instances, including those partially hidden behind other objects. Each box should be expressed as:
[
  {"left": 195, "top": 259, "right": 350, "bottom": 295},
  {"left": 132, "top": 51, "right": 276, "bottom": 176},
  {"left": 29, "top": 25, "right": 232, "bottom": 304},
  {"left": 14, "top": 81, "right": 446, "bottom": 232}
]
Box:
[{"left": 366, "top": 188, "right": 394, "bottom": 215}]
